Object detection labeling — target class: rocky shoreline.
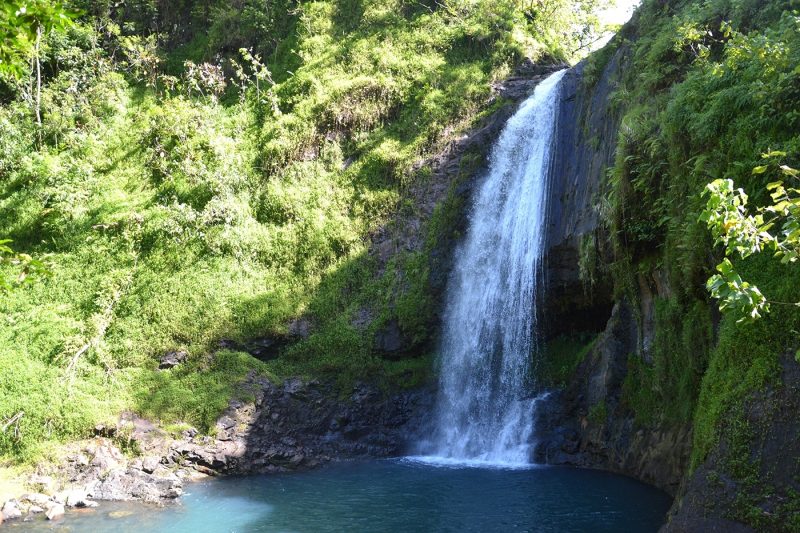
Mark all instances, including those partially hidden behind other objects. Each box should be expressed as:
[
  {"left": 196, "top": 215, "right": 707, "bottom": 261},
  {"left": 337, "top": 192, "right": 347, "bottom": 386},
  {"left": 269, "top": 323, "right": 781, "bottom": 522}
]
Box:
[{"left": 1, "top": 376, "right": 433, "bottom": 526}]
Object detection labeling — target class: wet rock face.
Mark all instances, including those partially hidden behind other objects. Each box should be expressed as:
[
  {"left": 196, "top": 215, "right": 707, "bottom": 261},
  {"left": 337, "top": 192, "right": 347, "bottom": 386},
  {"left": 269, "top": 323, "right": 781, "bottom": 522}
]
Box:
[
  {"left": 663, "top": 353, "right": 800, "bottom": 532},
  {"left": 534, "top": 46, "right": 694, "bottom": 499},
  {"left": 534, "top": 302, "right": 692, "bottom": 496},
  {"left": 227, "top": 378, "right": 434, "bottom": 473},
  {"left": 541, "top": 51, "right": 629, "bottom": 339}
]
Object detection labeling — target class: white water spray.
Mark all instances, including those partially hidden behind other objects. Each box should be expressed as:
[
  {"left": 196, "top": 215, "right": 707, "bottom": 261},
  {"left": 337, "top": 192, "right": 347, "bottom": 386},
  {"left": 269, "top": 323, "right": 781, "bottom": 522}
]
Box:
[{"left": 422, "top": 70, "right": 565, "bottom": 466}]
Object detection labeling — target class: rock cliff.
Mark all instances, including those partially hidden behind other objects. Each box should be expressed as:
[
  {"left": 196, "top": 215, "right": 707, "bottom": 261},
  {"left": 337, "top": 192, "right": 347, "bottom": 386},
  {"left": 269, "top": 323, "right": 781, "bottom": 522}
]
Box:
[{"left": 536, "top": 14, "right": 800, "bottom": 531}]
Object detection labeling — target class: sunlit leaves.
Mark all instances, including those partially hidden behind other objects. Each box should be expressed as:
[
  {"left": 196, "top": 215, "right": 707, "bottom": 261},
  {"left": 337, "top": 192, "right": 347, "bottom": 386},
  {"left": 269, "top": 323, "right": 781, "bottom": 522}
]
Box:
[
  {"left": 706, "top": 259, "right": 768, "bottom": 322},
  {"left": 0, "top": 1, "right": 74, "bottom": 78},
  {"left": 701, "top": 154, "right": 800, "bottom": 321},
  {"left": 0, "top": 239, "right": 50, "bottom": 293}
]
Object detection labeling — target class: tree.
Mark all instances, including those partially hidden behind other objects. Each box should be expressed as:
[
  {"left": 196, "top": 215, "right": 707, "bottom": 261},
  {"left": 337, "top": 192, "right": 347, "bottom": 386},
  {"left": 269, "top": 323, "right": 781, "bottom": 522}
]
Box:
[
  {"left": 0, "top": 1, "right": 73, "bottom": 78},
  {"left": 700, "top": 152, "right": 800, "bottom": 322},
  {"left": 0, "top": 2, "right": 67, "bottom": 291}
]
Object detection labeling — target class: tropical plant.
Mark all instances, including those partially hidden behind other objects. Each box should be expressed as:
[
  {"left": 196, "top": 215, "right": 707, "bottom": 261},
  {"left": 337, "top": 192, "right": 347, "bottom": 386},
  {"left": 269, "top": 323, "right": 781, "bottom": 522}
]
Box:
[{"left": 701, "top": 153, "right": 800, "bottom": 322}]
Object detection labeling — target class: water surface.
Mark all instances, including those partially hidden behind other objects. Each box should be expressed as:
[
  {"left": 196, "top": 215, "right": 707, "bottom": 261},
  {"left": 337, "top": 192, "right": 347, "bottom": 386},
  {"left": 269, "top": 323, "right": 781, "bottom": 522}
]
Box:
[{"left": 14, "top": 459, "right": 671, "bottom": 532}]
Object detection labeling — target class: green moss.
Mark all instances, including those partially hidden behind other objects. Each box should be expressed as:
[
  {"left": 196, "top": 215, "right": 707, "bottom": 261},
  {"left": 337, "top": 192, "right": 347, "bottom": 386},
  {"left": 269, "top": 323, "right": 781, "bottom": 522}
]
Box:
[
  {"left": 380, "top": 354, "right": 435, "bottom": 390},
  {"left": 588, "top": 399, "right": 608, "bottom": 425},
  {"left": 537, "top": 333, "right": 596, "bottom": 389},
  {"left": 692, "top": 253, "right": 800, "bottom": 469}
]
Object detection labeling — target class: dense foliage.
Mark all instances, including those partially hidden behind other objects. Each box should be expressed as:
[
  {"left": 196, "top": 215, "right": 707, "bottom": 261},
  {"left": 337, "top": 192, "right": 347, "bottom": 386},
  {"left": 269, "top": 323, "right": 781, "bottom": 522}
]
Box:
[
  {"left": 0, "top": 0, "right": 604, "bottom": 461},
  {"left": 587, "top": 0, "right": 799, "bottom": 527}
]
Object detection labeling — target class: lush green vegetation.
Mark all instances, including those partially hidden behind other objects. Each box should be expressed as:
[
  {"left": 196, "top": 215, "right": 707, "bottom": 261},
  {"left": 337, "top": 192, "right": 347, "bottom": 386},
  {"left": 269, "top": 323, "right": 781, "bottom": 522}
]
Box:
[
  {"left": 537, "top": 333, "right": 597, "bottom": 389},
  {"left": 0, "top": 0, "right": 605, "bottom": 461},
  {"left": 591, "top": 0, "right": 799, "bottom": 527},
  {"left": 701, "top": 156, "right": 800, "bottom": 321}
]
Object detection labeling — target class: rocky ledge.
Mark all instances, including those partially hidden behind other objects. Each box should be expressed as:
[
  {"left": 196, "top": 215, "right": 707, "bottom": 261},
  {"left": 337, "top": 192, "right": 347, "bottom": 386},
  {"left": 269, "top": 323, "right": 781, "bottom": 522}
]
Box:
[{"left": 1, "top": 376, "right": 432, "bottom": 525}]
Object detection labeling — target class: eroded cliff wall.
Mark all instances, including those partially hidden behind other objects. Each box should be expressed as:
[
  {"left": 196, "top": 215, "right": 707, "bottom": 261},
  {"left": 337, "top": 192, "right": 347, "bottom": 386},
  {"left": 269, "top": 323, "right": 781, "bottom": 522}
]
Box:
[{"left": 536, "top": 1, "right": 800, "bottom": 530}]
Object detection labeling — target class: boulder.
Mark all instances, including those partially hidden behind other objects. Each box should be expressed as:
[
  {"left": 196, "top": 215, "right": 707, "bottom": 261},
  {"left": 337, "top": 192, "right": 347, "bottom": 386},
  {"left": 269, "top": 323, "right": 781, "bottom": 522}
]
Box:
[
  {"left": 1, "top": 500, "right": 22, "bottom": 520},
  {"left": 64, "top": 489, "right": 91, "bottom": 508},
  {"left": 141, "top": 456, "right": 160, "bottom": 474},
  {"left": 92, "top": 468, "right": 183, "bottom": 503},
  {"left": 45, "top": 503, "right": 65, "bottom": 520},
  {"left": 373, "top": 319, "right": 407, "bottom": 354},
  {"left": 158, "top": 350, "right": 188, "bottom": 369}
]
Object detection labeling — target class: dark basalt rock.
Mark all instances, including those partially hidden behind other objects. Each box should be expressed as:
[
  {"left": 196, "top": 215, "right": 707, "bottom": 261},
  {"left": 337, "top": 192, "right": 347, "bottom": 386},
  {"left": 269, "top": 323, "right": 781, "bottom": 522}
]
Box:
[
  {"left": 228, "top": 377, "right": 435, "bottom": 472},
  {"left": 373, "top": 319, "right": 408, "bottom": 355},
  {"left": 534, "top": 301, "right": 692, "bottom": 496},
  {"left": 243, "top": 337, "right": 284, "bottom": 361},
  {"left": 541, "top": 50, "right": 624, "bottom": 340},
  {"left": 158, "top": 350, "right": 188, "bottom": 369},
  {"left": 112, "top": 376, "right": 433, "bottom": 480},
  {"left": 533, "top": 50, "right": 701, "bottom": 500},
  {"left": 662, "top": 353, "right": 800, "bottom": 532}
]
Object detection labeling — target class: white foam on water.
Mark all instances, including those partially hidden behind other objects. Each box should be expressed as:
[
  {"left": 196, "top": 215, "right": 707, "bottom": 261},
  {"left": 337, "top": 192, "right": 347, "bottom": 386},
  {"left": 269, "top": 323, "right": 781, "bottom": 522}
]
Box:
[{"left": 399, "top": 455, "right": 541, "bottom": 471}]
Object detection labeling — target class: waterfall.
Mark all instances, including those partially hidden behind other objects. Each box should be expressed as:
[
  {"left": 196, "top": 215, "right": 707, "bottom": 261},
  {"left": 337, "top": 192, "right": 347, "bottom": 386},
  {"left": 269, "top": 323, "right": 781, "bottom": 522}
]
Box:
[{"left": 424, "top": 69, "right": 566, "bottom": 466}]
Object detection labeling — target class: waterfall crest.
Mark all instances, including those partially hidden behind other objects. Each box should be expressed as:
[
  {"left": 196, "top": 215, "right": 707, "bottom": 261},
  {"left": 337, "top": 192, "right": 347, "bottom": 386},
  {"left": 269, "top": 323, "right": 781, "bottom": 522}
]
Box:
[{"left": 424, "top": 69, "right": 565, "bottom": 466}]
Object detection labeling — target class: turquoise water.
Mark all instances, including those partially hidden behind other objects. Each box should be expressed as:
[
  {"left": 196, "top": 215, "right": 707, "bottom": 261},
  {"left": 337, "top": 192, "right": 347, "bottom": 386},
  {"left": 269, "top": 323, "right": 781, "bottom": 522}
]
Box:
[{"left": 13, "top": 460, "right": 671, "bottom": 532}]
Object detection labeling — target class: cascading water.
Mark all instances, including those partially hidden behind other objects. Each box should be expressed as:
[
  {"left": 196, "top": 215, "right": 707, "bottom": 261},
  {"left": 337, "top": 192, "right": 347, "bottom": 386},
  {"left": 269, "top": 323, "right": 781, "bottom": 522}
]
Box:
[{"left": 423, "top": 69, "right": 566, "bottom": 466}]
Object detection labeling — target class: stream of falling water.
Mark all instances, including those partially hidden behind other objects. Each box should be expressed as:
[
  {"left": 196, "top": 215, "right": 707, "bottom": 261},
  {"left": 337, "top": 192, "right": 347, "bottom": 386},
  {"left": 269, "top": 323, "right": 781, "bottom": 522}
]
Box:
[{"left": 419, "top": 69, "right": 566, "bottom": 466}]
